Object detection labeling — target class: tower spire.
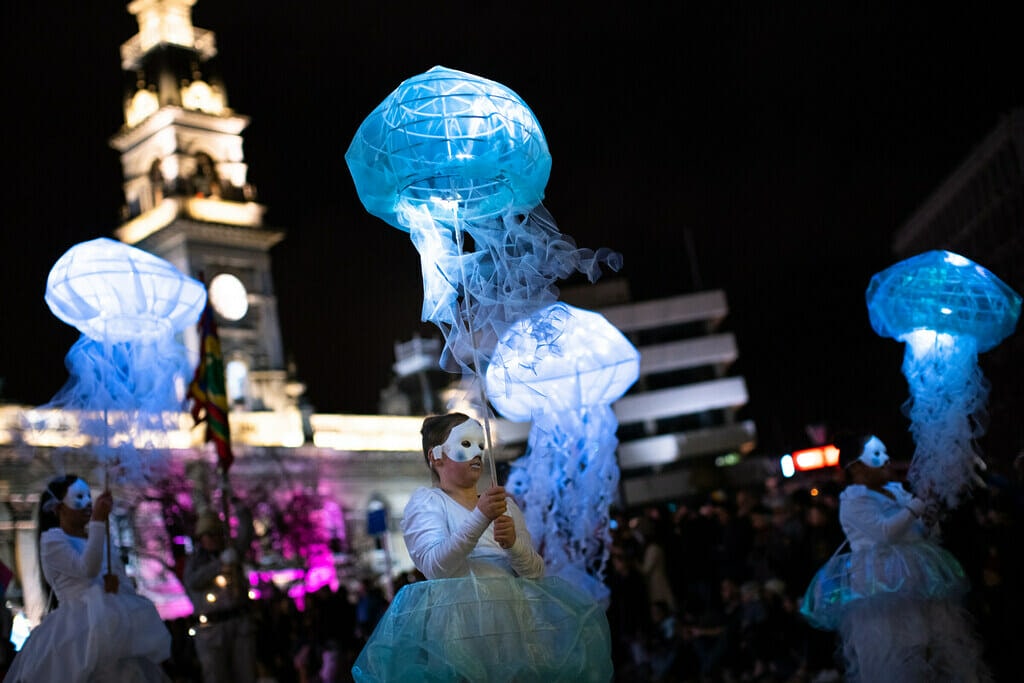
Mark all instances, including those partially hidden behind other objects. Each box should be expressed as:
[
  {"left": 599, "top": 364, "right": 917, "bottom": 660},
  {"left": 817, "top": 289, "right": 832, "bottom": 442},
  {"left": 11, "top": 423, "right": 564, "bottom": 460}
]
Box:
[{"left": 110, "top": 1, "right": 300, "bottom": 413}]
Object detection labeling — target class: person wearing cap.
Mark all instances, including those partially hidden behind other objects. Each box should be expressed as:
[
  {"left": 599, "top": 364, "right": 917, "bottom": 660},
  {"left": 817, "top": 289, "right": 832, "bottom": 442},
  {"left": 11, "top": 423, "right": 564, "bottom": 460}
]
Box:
[
  {"left": 800, "top": 433, "right": 991, "bottom": 682},
  {"left": 183, "top": 502, "right": 255, "bottom": 683}
]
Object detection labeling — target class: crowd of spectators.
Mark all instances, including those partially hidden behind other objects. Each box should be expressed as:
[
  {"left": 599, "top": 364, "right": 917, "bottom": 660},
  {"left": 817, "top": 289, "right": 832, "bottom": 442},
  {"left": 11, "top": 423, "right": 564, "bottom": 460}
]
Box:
[
  {"left": 159, "top": 569, "right": 415, "bottom": 682},
  {"left": 9, "top": 469, "right": 1017, "bottom": 682},
  {"left": 604, "top": 471, "right": 1024, "bottom": 682}
]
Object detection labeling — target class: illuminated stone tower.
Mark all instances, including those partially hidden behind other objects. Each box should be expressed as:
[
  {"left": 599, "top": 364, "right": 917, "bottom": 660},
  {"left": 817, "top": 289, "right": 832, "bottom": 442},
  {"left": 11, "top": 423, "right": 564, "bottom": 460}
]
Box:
[{"left": 109, "top": 0, "right": 297, "bottom": 411}]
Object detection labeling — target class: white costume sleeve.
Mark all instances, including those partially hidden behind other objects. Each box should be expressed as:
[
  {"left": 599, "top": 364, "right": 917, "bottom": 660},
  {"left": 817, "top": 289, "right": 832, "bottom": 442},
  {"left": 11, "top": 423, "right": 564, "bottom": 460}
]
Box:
[
  {"left": 840, "top": 485, "right": 921, "bottom": 545},
  {"left": 402, "top": 488, "right": 491, "bottom": 579},
  {"left": 41, "top": 521, "right": 106, "bottom": 580},
  {"left": 505, "top": 499, "right": 545, "bottom": 579}
]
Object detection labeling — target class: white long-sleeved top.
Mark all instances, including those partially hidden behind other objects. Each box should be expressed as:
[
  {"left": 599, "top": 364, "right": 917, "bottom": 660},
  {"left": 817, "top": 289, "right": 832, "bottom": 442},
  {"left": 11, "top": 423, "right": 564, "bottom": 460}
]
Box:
[
  {"left": 401, "top": 487, "right": 545, "bottom": 580},
  {"left": 838, "top": 482, "right": 931, "bottom": 552},
  {"left": 41, "top": 521, "right": 134, "bottom": 604}
]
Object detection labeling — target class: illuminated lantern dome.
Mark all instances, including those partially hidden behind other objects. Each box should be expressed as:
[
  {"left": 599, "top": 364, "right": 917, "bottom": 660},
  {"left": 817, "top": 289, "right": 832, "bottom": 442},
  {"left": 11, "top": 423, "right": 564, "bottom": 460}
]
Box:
[
  {"left": 866, "top": 249, "right": 1021, "bottom": 352},
  {"left": 46, "top": 237, "right": 207, "bottom": 343},
  {"left": 345, "top": 65, "right": 552, "bottom": 231},
  {"left": 866, "top": 249, "right": 1021, "bottom": 508},
  {"left": 485, "top": 303, "right": 640, "bottom": 421}
]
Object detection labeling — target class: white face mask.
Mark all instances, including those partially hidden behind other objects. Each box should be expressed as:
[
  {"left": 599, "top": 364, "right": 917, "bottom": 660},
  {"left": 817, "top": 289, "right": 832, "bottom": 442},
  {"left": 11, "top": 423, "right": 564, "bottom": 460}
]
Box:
[
  {"left": 432, "top": 419, "right": 485, "bottom": 462},
  {"left": 62, "top": 479, "right": 92, "bottom": 511},
  {"left": 856, "top": 436, "right": 890, "bottom": 468}
]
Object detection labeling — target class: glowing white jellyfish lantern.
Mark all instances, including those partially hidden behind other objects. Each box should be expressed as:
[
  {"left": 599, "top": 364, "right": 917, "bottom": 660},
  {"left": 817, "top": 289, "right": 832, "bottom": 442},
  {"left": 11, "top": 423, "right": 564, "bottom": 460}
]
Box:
[
  {"left": 39, "top": 238, "right": 206, "bottom": 482},
  {"left": 46, "top": 237, "right": 207, "bottom": 343},
  {"left": 486, "top": 303, "right": 640, "bottom": 419},
  {"left": 486, "top": 303, "right": 639, "bottom": 600},
  {"left": 346, "top": 65, "right": 551, "bottom": 230},
  {"left": 866, "top": 250, "right": 1021, "bottom": 506}
]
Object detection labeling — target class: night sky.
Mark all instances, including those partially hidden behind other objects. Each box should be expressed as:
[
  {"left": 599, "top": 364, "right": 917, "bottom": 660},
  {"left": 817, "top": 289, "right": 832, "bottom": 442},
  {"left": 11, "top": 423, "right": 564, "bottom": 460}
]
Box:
[{"left": 2, "top": 3, "right": 1022, "bottom": 456}]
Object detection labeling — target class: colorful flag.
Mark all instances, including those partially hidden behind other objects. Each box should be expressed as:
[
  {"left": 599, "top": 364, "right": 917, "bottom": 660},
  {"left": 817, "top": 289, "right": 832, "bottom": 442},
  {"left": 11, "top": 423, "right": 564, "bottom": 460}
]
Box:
[{"left": 187, "top": 290, "right": 233, "bottom": 472}]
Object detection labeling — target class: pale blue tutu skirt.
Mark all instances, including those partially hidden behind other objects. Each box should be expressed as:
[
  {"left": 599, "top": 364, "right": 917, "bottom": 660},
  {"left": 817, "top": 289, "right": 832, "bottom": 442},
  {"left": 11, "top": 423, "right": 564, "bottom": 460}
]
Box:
[
  {"left": 352, "top": 575, "right": 612, "bottom": 682},
  {"left": 800, "top": 540, "right": 969, "bottom": 631}
]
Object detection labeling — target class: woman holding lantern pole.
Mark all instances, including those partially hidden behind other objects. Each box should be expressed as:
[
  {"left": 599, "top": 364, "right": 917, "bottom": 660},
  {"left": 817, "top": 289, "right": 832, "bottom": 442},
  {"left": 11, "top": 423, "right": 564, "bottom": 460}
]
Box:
[
  {"left": 3, "top": 474, "right": 171, "bottom": 683},
  {"left": 800, "top": 435, "right": 991, "bottom": 682}
]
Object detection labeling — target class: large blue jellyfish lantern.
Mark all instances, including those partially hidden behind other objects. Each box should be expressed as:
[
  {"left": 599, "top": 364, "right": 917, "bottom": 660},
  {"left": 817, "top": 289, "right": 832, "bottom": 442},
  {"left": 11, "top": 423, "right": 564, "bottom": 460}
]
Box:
[
  {"left": 866, "top": 250, "right": 1021, "bottom": 507},
  {"left": 40, "top": 237, "right": 207, "bottom": 481},
  {"left": 346, "top": 65, "right": 551, "bottom": 230},
  {"left": 486, "top": 303, "right": 639, "bottom": 601},
  {"left": 346, "top": 65, "right": 619, "bottom": 413}
]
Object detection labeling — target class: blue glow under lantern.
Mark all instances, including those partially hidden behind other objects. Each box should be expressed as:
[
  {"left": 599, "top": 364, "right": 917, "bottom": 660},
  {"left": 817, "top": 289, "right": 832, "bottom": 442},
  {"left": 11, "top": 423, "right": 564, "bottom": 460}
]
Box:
[
  {"left": 345, "top": 65, "right": 551, "bottom": 231},
  {"left": 345, "top": 66, "right": 618, "bottom": 381},
  {"left": 486, "top": 303, "right": 638, "bottom": 601},
  {"left": 37, "top": 237, "right": 207, "bottom": 483},
  {"left": 866, "top": 250, "right": 1021, "bottom": 507}
]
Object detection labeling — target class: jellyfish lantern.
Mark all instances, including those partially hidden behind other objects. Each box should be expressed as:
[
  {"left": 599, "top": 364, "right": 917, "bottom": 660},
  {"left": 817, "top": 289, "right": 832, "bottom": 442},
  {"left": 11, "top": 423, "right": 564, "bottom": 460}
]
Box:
[
  {"left": 40, "top": 237, "right": 207, "bottom": 482},
  {"left": 866, "top": 250, "right": 1021, "bottom": 507},
  {"left": 346, "top": 66, "right": 620, "bottom": 479},
  {"left": 486, "top": 302, "right": 639, "bottom": 600},
  {"left": 346, "top": 65, "right": 551, "bottom": 231}
]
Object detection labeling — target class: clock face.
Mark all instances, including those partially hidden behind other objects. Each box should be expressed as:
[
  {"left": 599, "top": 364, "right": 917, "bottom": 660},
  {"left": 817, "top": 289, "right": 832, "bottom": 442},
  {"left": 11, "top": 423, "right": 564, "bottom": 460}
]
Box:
[{"left": 208, "top": 273, "right": 249, "bottom": 321}]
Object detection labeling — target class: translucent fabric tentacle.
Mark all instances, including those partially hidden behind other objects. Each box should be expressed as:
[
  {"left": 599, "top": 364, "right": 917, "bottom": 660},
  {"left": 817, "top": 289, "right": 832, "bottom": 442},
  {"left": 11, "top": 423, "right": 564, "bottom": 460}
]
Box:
[
  {"left": 404, "top": 204, "right": 620, "bottom": 377},
  {"left": 23, "top": 335, "right": 186, "bottom": 486},
  {"left": 901, "top": 336, "right": 989, "bottom": 508},
  {"left": 507, "top": 405, "right": 619, "bottom": 604}
]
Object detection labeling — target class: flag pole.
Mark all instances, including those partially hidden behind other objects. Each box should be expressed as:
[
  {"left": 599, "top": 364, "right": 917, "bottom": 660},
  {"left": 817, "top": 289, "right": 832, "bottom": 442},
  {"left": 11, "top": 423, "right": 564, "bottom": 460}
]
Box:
[
  {"left": 219, "top": 463, "right": 240, "bottom": 601},
  {"left": 103, "top": 406, "right": 114, "bottom": 592},
  {"left": 188, "top": 272, "right": 238, "bottom": 594}
]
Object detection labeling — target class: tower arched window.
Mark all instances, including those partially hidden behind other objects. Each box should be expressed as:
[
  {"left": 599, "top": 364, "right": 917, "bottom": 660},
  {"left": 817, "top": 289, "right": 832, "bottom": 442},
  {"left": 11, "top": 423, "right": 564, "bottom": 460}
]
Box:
[
  {"left": 148, "top": 160, "right": 164, "bottom": 210},
  {"left": 225, "top": 357, "right": 249, "bottom": 406},
  {"left": 192, "top": 152, "right": 222, "bottom": 198}
]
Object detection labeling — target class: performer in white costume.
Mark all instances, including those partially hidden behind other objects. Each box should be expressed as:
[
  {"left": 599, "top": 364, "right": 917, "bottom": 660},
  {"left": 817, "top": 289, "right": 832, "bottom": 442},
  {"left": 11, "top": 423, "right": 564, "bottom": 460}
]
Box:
[
  {"left": 402, "top": 415, "right": 544, "bottom": 580},
  {"left": 352, "top": 413, "right": 612, "bottom": 682},
  {"left": 801, "top": 435, "right": 991, "bottom": 682},
  {"left": 4, "top": 475, "right": 171, "bottom": 683}
]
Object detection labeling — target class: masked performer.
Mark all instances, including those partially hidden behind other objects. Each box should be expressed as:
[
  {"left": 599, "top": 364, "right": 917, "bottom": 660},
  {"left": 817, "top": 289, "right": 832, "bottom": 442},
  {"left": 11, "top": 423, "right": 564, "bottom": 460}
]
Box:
[
  {"left": 801, "top": 434, "right": 991, "bottom": 682},
  {"left": 352, "top": 413, "right": 612, "bottom": 682},
  {"left": 4, "top": 475, "right": 171, "bottom": 683}
]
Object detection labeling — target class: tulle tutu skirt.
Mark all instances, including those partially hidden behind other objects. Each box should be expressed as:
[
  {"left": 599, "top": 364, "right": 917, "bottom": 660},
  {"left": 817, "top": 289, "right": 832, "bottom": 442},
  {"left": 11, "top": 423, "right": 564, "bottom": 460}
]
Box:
[
  {"left": 800, "top": 541, "right": 968, "bottom": 631},
  {"left": 352, "top": 575, "right": 613, "bottom": 682},
  {"left": 801, "top": 541, "right": 992, "bottom": 681},
  {"left": 837, "top": 593, "right": 991, "bottom": 682},
  {"left": 4, "top": 585, "right": 171, "bottom": 683}
]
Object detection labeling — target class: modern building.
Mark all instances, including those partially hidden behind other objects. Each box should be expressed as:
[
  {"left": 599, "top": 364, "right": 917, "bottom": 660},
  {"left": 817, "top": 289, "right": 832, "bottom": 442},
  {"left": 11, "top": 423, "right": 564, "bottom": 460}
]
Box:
[
  {"left": 559, "top": 279, "right": 757, "bottom": 507},
  {"left": 891, "top": 108, "right": 1024, "bottom": 466},
  {"left": 383, "top": 278, "right": 760, "bottom": 508}
]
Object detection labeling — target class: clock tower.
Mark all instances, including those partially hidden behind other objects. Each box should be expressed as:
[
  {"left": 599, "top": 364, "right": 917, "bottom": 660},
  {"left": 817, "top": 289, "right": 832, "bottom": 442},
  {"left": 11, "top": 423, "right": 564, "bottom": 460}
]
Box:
[{"left": 109, "top": 0, "right": 299, "bottom": 412}]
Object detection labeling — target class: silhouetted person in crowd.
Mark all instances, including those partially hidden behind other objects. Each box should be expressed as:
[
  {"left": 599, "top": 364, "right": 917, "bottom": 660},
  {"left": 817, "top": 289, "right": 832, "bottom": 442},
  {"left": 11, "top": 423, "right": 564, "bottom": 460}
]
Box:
[{"left": 184, "top": 503, "right": 256, "bottom": 683}]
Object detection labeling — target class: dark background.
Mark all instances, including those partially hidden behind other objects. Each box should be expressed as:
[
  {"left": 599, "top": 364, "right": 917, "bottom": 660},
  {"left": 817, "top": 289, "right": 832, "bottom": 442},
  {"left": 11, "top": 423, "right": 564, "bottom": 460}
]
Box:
[{"left": 2, "top": 2, "right": 1022, "bottom": 457}]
